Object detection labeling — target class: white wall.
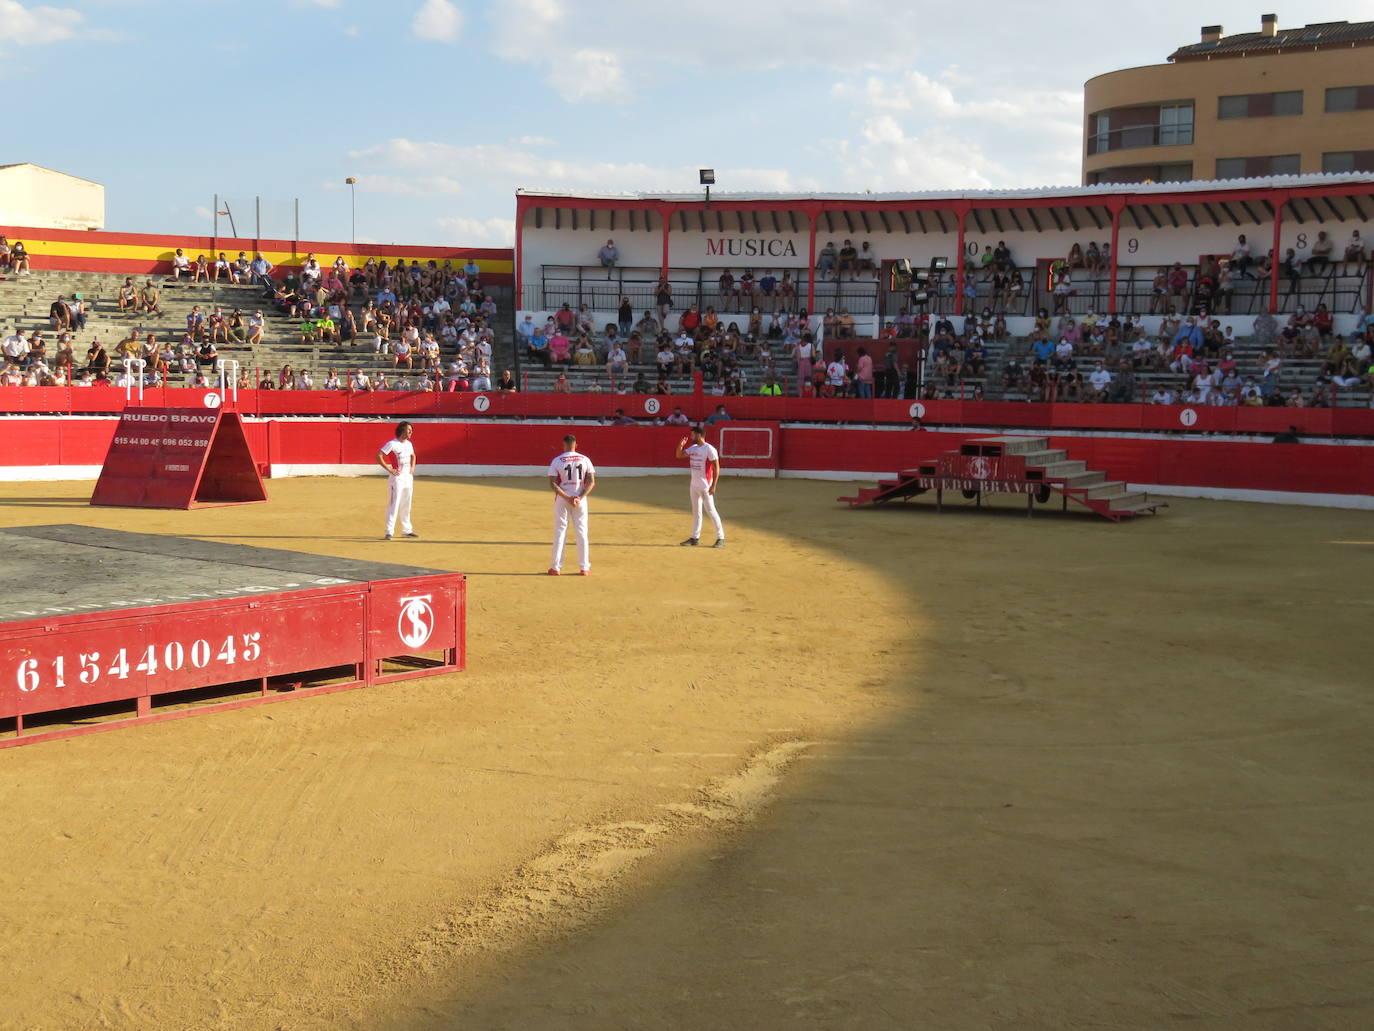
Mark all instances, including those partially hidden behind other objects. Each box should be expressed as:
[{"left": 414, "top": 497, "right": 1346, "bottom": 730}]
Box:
[
  {"left": 0, "top": 164, "right": 104, "bottom": 231},
  {"left": 520, "top": 208, "right": 1371, "bottom": 289}
]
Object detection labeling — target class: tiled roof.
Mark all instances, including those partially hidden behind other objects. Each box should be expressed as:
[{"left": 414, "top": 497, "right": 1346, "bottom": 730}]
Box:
[{"left": 1171, "top": 20, "right": 1374, "bottom": 60}]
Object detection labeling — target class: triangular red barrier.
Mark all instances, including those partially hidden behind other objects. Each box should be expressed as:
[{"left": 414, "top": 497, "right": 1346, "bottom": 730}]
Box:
[{"left": 90, "top": 407, "right": 268, "bottom": 509}]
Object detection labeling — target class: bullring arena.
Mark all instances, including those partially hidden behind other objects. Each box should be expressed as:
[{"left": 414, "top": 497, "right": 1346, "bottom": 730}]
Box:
[{"left": 2, "top": 176, "right": 1373, "bottom": 1030}]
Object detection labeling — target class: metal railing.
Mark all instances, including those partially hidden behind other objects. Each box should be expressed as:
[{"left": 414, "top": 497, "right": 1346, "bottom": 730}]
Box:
[
  {"left": 524, "top": 265, "right": 882, "bottom": 317},
  {"left": 1087, "top": 123, "right": 1194, "bottom": 155}
]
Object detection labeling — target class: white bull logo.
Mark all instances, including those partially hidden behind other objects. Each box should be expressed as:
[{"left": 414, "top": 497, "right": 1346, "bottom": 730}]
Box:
[{"left": 397, "top": 594, "right": 435, "bottom": 649}]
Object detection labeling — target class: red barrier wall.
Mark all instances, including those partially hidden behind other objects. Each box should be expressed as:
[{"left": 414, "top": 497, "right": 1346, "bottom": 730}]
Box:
[
  {"left": 4, "top": 417, "right": 1372, "bottom": 500},
  {"left": 5, "top": 387, "right": 1374, "bottom": 438}
]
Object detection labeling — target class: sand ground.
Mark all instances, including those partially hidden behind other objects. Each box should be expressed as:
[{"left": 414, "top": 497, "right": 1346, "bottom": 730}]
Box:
[{"left": 0, "top": 474, "right": 1370, "bottom": 1030}]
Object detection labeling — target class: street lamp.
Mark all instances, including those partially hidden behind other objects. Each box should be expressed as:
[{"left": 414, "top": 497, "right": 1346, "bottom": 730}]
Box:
[
  {"left": 699, "top": 168, "right": 715, "bottom": 208},
  {"left": 344, "top": 177, "right": 357, "bottom": 244}
]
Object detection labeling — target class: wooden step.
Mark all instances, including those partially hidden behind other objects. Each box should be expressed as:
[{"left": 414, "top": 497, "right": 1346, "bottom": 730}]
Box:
[
  {"left": 1106, "top": 491, "right": 1147, "bottom": 509},
  {"left": 1040, "top": 460, "right": 1087, "bottom": 478},
  {"left": 1109, "top": 497, "right": 1163, "bottom": 514},
  {"left": 1019, "top": 449, "right": 1067, "bottom": 465},
  {"left": 1063, "top": 470, "right": 1107, "bottom": 488},
  {"left": 971, "top": 435, "right": 1049, "bottom": 454},
  {"left": 1086, "top": 481, "right": 1127, "bottom": 500}
]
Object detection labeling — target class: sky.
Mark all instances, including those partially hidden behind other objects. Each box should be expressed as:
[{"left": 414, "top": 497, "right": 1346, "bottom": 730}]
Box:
[{"left": 3, "top": 0, "right": 1371, "bottom": 246}]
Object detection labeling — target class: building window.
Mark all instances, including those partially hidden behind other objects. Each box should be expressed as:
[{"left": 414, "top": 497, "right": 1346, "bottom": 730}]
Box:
[
  {"left": 1322, "top": 151, "right": 1374, "bottom": 173},
  {"left": 1216, "top": 154, "right": 1301, "bottom": 179},
  {"left": 1217, "top": 91, "right": 1303, "bottom": 119},
  {"left": 1325, "top": 85, "right": 1374, "bottom": 112},
  {"left": 1087, "top": 162, "right": 1193, "bottom": 185},
  {"left": 1087, "top": 102, "right": 1194, "bottom": 155}
]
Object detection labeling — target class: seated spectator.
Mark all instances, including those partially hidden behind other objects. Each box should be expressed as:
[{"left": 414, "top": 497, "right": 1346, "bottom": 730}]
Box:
[
  {"left": 526, "top": 329, "right": 551, "bottom": 368},
  {"left": 192, "top": 254, "right": 210, "bottom": 283},
  {"left": 836, "top": 309, "right": 856, "bottom": 338},
  {"left": 470, "top": 360, "right": 493, "bottom": 392},
  {"left": 666, "top": 405, "right": 690, "bottom": 425},
  {"left": 212, "top": 252, "right": 231, "bottom": 283},
  {"left": 606, "top": 343, "right": 629, "bottom": 377},
  {"left": 597, "top": 239, "right": 618, "bottom": 278},
  {"left": 1087, "top": 362, "right": 1112, "bottom": 401},
  {"left": 116, "top": 277, "right": 138, "bottom": 314},
  {"left": 49, "top": 295, "right": 71, "bottom": 331},
  {"left": 1307, "top": 231, "right": 1335, "bottom": 274},
  {"left": 139, "top": 280, "right": 163, "bottom": 315},
  {"left": 573, "top": 336, "right": 596, "bottom": 366},
  {"left": 551, "top": 373, "right": 571, "bottom": 394},
  {"left": 838, "top": 239, "right": 858, "bottom": 278},
  {"left": 1066, "top": 242, "right": 1085, "bottom": 269},
  {"left": 1343, "top": 229, "right": 1366, "bottom": 270},
  {"left": 816, "top": 241, "right": 838, "bottom": 279},
  {"left": 611, "top": 408, "right": 637, "bottom": 425},
  {"left": 0, "top": 235, "right": 10, "bottom": 272},
  {"left": 8, "top": 240, "right": 29, "bottom": 274},
  {"left": 170, "top": 248, "right": 192, "bottom": 282},
  {"left": 548, "top": 330, "right": 572, "bottom": 364},
  {"left": 855, "top": 242, "right": 876, "bottom": 276},
  {"left": 497, "top": 369, "right": 517, "bottom": 392},
  {"left": 704, "top": 404, "right": 731, "bottom": 424}
]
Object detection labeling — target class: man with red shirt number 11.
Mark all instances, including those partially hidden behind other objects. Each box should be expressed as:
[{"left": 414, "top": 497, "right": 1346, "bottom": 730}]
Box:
[{"left": 676, "top": 426, "right": 726, "bottom": 548}]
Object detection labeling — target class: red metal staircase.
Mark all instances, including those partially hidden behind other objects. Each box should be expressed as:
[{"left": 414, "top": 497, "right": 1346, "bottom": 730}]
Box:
[{"left": 838, "top": 435, "right": 1165, "bottom": 522}]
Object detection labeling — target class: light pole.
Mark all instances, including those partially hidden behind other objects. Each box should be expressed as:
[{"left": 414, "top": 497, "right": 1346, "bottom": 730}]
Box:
[{"left": 344, "top": 177, "right": 357, "bottom": 244}]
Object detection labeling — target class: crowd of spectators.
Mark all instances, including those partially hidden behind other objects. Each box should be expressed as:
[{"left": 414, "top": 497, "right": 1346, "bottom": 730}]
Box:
[
  {"left": 520, "top": 301, "right": 805, "bottom": 397},
  {"left": 0, "top": 253, "right": 511, "bottom": 392}
]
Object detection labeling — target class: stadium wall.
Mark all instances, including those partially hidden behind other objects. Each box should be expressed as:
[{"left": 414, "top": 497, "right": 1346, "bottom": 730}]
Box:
[
  {"left": 0, "top": 224, "right": 513, "bottom": 284},
  {"left": 3, "top": 416, "right": 1371, "bottom": 509}
]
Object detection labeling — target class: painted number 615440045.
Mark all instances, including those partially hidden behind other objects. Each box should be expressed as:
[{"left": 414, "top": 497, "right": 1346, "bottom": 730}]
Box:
[{"left": 14, "top": 632, "right": 264, "bottom": 694}]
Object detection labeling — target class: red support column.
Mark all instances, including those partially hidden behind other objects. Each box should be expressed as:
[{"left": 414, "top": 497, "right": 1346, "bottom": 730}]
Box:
[
  {"left": 806, "top": 210, "right": 818, "bottom": 314},
  {"left": 1107, "top": 199, "right": 1124, "bottom": 315},
  {"left": 514, "top": 195, "right": 526, "bottom": 313},
  {"left": 1268, "top": 194, "right": 1286, "bottom": 315},
  {"left": 954, "top": 205, "right": 969, "bottom": 317}
]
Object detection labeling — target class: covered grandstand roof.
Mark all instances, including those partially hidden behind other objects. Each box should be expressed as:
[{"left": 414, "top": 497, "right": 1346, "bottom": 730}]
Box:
[
  {"left": 517, "top": 172, "right": 1374, "bottom": 206},
  {"left": 517, "top": 174, "right": 1374, "bottom": 234}
]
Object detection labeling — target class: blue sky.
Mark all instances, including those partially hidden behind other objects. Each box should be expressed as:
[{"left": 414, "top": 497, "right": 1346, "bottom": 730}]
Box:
[{"left": 4, "top": 0, "right": 1370, "bottom": 246}]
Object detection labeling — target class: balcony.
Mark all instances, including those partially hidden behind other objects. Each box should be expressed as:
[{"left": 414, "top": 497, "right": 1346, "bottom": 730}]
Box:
[{"left": 1087, "top": 124, "right": 1194, "bottom": 156}]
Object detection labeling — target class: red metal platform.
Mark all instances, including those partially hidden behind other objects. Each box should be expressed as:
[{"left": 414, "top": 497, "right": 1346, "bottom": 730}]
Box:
[
  {"left": 0, "top": 526, "right": 465, "bottom": 748},
  {"left": 838, "top": 436, "right": 1166, "bottom": 522}
]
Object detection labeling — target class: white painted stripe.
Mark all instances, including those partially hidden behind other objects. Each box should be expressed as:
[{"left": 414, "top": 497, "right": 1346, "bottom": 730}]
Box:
[
  {"left": 0, "top": 465, "right": 103, "bottom": 482},
  {"left": 1126, "top": 483, "right": 1374, "bottom": 511}
]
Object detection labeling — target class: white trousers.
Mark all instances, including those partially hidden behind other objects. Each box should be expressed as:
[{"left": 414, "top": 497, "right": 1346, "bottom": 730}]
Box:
[
  {"left": 386, "top": 475, "right": 414, "bottom": 535},
  {"left": 691, "top": 482, "right": 724, "bottom": 540},
  {"left": 551, "top": 496, "right": 590, "bottom": 571}
]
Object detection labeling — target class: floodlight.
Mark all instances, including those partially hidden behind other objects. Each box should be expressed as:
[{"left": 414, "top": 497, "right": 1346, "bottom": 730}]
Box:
[{"left": 699, "top": 169, "right": 716, "bottom": 185}]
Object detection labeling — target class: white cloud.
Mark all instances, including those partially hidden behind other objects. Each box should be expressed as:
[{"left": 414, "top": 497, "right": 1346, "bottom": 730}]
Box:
[
  {"left": 350, "top": 137, "right": 803, "bottom": 195},
  {"left": 437, "top": 216, "right": 517, "bottom": 246},
  {"left": 0, "top": 0, "right": 82, "bottom": 45},
  {"left": 336, "top": 173, "right": 463, "bottom": 197},
  {"left": 343, "top": 25, "right": 360, "bottom": 36},
  {"left": 545, "top": 48, "right": 625, "bottom": 102},
  {"left": 511, "top": 135, "right": 555, "bottom": 146},
  {"left": 291, "top": 0, "right": 341, "bottom": 8},
  {"left": 825, "top": 65, "right": 1082, "bottom": 191},
  {"left": 193, "top": 205, "right": 213, "bottom": 221},
  {"left": 412, "top": 0, "right": 461, "bottom": 42}
]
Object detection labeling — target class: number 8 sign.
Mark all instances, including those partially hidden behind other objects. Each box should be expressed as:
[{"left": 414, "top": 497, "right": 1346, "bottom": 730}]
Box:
[{"left": 644, "top": 397, "right": 661, "bottom": 416}]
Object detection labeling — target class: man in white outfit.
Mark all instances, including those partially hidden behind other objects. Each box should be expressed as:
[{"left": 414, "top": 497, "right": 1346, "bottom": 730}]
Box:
[
  {"left": 676, "top": 426, "right": 725, "bottom": 547},
  {"left": 548, "top": 433, "right": 595, "bottom": 575},
  {"left": 377, "top": 421, "right": 419, "bottom": 541}
]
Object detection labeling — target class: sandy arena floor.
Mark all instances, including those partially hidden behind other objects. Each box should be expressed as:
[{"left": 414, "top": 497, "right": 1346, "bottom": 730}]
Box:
[{"left": 0, "top": 473, "right": 1370, "bottom": 1030}]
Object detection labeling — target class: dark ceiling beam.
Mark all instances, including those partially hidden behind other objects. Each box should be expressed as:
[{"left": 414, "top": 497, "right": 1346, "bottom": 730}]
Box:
[{"left": 971, "top": 210, "right": 986, "bottom": 234}]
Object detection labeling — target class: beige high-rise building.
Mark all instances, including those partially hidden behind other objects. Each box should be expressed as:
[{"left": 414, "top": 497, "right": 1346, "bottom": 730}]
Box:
[{"left": 1082, "top": 14, "right": 1374, "bottom": 185}]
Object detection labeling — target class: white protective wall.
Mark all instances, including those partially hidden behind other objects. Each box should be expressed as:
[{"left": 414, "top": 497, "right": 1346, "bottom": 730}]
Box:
[{"left": 0, "top": 164, "right": 105, "bottom": 231}]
